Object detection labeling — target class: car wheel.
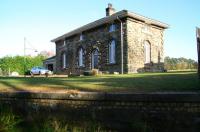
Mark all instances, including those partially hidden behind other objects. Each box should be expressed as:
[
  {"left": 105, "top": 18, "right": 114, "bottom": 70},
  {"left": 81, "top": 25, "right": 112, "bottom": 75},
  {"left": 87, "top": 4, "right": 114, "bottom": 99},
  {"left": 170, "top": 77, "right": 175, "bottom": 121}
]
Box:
[{"left": 39, "top": 71, "right": 41, "bottom": 75}]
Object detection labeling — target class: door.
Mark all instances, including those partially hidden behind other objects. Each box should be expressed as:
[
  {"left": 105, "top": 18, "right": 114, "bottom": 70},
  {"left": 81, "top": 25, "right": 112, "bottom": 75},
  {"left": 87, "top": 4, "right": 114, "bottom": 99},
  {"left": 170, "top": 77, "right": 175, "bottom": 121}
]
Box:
[
  {"left": 92, "top": 49, "right": 98, "bottom": 69},
  {"left": 47, "top": 64, "right": 53, "bottom": 71}
]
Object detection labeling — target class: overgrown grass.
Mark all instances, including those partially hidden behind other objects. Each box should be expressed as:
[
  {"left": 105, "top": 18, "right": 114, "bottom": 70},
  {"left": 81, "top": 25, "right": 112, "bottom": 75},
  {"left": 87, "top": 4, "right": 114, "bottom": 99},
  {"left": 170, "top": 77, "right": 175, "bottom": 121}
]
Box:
[
  {"left": 0, "top": 107, "right": 22, "bottom": 132},
  {"left": 0, "top": 71, "right": 199, "bottom": 93}
]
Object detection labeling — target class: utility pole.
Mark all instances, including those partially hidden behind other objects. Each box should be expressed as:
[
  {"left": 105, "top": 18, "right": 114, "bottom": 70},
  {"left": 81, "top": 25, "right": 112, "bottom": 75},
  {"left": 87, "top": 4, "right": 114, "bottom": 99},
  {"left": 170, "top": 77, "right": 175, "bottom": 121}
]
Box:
[
  {"left": 197, "top": 27, "right": 200, "bottom": 79},
  {"left": 24, "top": 37, "right": 26, "bottom": 77}
]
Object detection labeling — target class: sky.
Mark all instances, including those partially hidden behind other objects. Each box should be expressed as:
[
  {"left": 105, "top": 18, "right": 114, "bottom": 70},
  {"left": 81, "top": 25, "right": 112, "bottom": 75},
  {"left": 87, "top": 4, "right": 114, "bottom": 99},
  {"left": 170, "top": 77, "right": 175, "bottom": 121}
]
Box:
[{"left": 0, "top": 0, "right": 199, "bottom": 60}]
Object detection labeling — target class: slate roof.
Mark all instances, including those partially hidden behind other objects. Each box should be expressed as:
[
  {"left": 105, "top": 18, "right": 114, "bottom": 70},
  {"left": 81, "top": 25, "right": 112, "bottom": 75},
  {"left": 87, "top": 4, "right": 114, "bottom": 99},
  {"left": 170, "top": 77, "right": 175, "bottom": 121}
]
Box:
[{"left": 51, "top": 10, "right": 169, "bottom": 42}]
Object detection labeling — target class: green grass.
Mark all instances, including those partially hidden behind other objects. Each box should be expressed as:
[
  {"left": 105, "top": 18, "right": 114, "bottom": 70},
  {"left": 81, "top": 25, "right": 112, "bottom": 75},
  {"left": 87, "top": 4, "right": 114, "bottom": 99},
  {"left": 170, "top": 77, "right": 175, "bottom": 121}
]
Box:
[{"left": 0, "top": 71, "right": 199, "bottom": 93}]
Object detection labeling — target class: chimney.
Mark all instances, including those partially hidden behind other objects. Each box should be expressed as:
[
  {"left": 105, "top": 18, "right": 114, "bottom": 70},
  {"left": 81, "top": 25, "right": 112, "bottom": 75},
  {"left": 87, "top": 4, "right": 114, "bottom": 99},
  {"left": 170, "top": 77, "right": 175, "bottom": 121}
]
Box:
[{"left": 106, "top": 3, "right": 115, "bottom": 16}]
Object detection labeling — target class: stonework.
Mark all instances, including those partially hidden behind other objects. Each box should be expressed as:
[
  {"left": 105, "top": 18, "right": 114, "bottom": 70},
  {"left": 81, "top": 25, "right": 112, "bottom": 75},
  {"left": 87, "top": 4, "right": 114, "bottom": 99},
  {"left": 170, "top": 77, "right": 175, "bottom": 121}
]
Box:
[
  {"left": 52, "top": 5, "right": 168, "bottom": 74},
  {"left": 126, "top": 18, "right": 165, "bottom": 73},
  {"left": 1, "top": 92, "right": 200, "bottom": 131},
  {"left": 55, "top": 23, "right": 123, "bottom": 74}
]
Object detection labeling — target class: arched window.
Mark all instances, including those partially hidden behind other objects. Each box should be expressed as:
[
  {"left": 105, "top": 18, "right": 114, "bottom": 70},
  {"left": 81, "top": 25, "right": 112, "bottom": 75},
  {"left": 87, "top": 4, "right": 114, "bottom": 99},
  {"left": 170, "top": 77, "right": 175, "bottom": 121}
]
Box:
[
  {"left": 62, "top": 52, "right": 66, "bottom": 68},
  {"left": 144, "top": 41, "right": 151, "bottom": 63},
  {"left": 92, "top": 49, "right": 98, "bottom": 69},
  {"left": 79, "top": 48, "right": 83, "bottom": 67},
  {"left": 109, "top": 40, "right": 116, "bottom": 64}
]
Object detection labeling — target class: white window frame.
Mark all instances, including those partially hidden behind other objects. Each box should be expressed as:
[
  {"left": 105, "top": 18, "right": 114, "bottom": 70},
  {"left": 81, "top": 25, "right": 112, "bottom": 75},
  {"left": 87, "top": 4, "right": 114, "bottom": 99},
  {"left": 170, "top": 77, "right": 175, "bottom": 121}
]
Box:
[
  {"left": 109, "top": 40, "right": 116, "bottom": 64},
  {"left": 80, "top": 34, "right": 84, "bottom": 41},
  {"left": 79, "top": 48, "right": 83, "bottom": 67},
  {"left": 62, "top": 52, "right": 66, "bottom": 68},
  {"left": 63, "top": 40, "right": 66, "bottom": 46},
  {"left": 109, "top": 24, "right": 116, "bottom": 32},
  {"left": 144, "top": 41, "right": 151, "bottom": 64},
  {"left": 92, "top": 49, "right": 98, "bottom": 69}
]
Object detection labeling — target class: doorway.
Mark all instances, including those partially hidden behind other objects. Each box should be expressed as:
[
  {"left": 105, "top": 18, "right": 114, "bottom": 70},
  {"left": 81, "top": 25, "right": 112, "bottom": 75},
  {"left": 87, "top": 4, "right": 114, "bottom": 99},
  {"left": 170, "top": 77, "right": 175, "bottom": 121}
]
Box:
[{"left": 47, "top": 64, "right": 53, "bottom": 71}]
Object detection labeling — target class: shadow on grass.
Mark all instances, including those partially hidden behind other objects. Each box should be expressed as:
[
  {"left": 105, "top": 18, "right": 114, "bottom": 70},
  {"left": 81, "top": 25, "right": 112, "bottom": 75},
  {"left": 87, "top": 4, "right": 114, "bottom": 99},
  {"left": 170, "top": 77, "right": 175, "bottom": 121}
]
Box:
[
  {"left": 0, "top": 72, "right": 200, "bottom": 131},
  {"left": 0, "top": 72, "right": 199, "bottom": 92}
]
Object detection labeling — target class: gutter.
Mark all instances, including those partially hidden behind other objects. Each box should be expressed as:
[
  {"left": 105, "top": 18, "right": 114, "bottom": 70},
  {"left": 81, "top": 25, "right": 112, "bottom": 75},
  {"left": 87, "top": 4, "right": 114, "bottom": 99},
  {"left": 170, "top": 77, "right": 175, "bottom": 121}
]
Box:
[{"left": 117, "top": 16, "right": 124, "bottom": 74}]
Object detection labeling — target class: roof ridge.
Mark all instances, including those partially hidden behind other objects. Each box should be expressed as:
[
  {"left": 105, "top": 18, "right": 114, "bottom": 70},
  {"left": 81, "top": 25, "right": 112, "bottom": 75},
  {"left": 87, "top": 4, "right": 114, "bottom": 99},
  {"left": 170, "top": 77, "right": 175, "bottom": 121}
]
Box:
[{"left": 51, "top": 10, "right": 168, "bottom": 42}]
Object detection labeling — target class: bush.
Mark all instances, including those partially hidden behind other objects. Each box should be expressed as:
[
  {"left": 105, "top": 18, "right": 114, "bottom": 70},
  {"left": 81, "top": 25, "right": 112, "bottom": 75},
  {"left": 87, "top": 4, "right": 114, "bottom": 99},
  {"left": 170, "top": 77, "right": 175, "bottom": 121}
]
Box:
[
  {"left": 91, "top": 69, "right": 98, "bottom": 76},
  {"left": 0, "top": 68, "right": 2, "bottom": 76},
  {"left": 25, "top": 70, "right": 31, "bottom": 75},
  {"left": 83, "top": 69, "right": 98, "bottom": 76},
  {"left": 0, "top": 55, "right": 47, "bottom": 75},
  {"left": 83, "top": 70, "right": 93, "bottom": 76},
  {"left": 163, "top": 69, "right": 167, "bottom": 72}
]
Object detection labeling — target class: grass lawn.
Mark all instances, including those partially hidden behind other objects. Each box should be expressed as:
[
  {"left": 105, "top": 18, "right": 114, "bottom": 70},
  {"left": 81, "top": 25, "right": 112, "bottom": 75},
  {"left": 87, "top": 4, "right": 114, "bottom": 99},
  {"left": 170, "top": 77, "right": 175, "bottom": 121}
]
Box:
[{"left": 0, "top": 71, "right": 199, "bottom": 93}]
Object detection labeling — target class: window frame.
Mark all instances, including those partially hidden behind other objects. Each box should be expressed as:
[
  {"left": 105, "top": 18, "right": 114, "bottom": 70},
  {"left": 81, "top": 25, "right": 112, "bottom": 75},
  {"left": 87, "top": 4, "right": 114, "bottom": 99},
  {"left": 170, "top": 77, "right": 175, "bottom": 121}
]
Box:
[
  {"left": 91, "top": 49, "right": 99, "bottom": 69},
  {"left": 78, "top": 48, "right": 84, "bottom": 67},
  {"left": 80, "top": 33, "right": 84, "bottom": 41},
  {"left": 109, "top": 24, "right": 116, "bottom": 32},
  {"left": 63, "top": 40, "right": 66, "bottom": 46},
  {"left": 62, "top": 52, "right": 66, "bottom": 68},
  {"left": 144, "top": 41, "right": 151, "bottom": 64},
  {"left": 109, "top": 40, "right": 116, "bottom": 64}
]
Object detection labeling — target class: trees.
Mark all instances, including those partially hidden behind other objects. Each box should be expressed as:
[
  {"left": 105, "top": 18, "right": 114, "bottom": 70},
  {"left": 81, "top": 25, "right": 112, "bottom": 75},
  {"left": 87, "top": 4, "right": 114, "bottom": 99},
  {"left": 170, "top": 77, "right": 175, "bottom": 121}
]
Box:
[
  {"left": 164, "top": 56, "right": 197, "bottom": 70},
  {"left": 0, "top": 55, "right": 46, "bottom": 75}
]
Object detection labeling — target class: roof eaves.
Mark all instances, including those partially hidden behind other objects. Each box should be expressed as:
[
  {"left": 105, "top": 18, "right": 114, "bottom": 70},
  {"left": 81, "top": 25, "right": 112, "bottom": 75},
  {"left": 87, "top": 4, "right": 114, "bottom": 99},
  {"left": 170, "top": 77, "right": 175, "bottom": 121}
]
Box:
[
  {"left": 127, "top": 11, "right": 169, "bottom": 29},
  {"left": 51, "top": 10, "right": 127, "bottom": 42},
  {"left": 51, "top": 10, "right": 169, "bottom": 43}
]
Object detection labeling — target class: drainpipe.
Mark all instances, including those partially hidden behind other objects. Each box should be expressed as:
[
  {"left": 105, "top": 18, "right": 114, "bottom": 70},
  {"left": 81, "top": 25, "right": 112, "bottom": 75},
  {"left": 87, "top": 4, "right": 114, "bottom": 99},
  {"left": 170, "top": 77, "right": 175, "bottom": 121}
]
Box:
[{"left": 117, "top": 16, "right": 124, "bottom": 74}]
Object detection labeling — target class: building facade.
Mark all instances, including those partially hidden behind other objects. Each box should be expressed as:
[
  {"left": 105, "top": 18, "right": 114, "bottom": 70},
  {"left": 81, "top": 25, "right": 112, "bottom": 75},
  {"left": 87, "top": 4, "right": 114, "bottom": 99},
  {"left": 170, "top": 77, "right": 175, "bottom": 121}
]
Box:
[{"left": 51, "top": 4, "right": 169, "bottom": 74}]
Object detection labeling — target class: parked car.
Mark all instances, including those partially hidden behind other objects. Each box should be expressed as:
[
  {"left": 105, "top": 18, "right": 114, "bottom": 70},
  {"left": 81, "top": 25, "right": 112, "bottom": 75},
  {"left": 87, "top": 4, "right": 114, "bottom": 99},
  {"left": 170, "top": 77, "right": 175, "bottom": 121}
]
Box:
[{"left": 30, "top": 67, "right": 52, "bottom": 75}]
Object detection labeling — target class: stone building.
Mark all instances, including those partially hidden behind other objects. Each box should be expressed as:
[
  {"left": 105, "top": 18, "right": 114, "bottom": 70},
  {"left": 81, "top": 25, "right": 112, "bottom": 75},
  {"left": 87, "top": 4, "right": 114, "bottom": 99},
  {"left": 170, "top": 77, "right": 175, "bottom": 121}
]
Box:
[{"left": 51, "top": 4, "right": 169, "bottom": 74}]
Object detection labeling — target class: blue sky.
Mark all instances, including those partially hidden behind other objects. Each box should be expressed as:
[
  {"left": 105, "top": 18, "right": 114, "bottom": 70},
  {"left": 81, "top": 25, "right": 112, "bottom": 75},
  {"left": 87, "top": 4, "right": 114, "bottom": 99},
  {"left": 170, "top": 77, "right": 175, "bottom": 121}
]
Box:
[{"left": 0, "top": 0, "right": 199, "bottom": 60}]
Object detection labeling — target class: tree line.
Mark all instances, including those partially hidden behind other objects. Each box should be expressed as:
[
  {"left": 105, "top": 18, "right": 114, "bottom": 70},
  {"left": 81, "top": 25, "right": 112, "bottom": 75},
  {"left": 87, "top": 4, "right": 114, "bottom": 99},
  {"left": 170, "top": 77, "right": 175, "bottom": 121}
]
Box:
[
  {"left": 164, "top": 56, "right": 197, "bottom": 70},
  {"left": 0, "top": 55, "right": 47, "bottom": 75},
  {"left": 0, "top": 55, "right": 198, "bottom": 75}
]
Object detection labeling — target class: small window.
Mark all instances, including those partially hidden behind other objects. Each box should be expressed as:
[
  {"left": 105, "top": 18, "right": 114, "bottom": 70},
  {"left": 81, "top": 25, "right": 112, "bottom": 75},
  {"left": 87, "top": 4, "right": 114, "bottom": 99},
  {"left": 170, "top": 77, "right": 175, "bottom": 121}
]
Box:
[
  {"left": 80, "top": 34, "right": 84, "bottom": 41},
  {"left": 109, "top": 24, "right": 116, "bottom": 32},
  {"left": 109, "top": 40, "right": 116, "bottom": 64},
  {"left": 144, "top": 41, "right": 151, "bottom": 63},
  {"left": 63, "top": 40, "right": 66, "bottom": 46},
  {"left": 79, "top": 48, "right": 84, "bottom": 67}
]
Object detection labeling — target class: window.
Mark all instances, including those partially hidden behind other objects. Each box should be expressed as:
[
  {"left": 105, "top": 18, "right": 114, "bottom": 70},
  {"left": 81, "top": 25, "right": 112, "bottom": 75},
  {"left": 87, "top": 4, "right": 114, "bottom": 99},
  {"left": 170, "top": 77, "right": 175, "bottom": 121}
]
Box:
[
  {"left": 109, "top": 24, "right": 116, "bottom": 32},
  {"left": 62, "top": 52, "right": 67, "bottom": 68},
  {"left": 63, "top": 40, "right": 66, "bottom": 46},
  {"left": 144, "top": 41, "right": 151, "bottom": 63},
  {"left": 79, "top": 48, "right": 83, "bottom": 67},
  {"left": 109, "top": 40, "right": 116, "bottom": 64},
  {"left": 80, "top": 34, "right": 84, "bottom": 41},
  {"left": 92, "top": 49, "right": 98, "bottom": 69}
]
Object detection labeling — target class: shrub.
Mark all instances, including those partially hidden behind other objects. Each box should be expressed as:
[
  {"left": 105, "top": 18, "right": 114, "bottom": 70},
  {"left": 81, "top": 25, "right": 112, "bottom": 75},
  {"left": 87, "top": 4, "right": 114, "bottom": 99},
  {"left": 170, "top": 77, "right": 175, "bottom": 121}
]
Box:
[
  {"left": 0, "top": 68, "right": 2, "bottom": 76},
  {"left": 25, "top": 70, "right": 31, "bottom": 75},
  {"left": 91, "top": 69, "right": 98, "bottom": 76},
  {"left": 83, "top": 69, "right": 98, "bottom": 76},
  {"left": 83, "top": 70, "right": 93, "bottom": 76}
]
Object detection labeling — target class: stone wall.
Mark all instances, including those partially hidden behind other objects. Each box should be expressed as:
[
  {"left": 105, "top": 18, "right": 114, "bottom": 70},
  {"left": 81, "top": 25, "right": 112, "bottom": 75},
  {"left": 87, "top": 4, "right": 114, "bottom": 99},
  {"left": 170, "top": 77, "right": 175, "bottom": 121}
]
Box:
[
  {"left": 0, "top": 92, "right": 200, "bottom": 131},
  {"left": 126, "top": 18, "right": 164, "bottom": 73},
  {"left": 55, "top": 20, "right": 125, "bottom": 74},
  {"left": 55, "top": 17, "right": 165, "bottom": 74}
]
